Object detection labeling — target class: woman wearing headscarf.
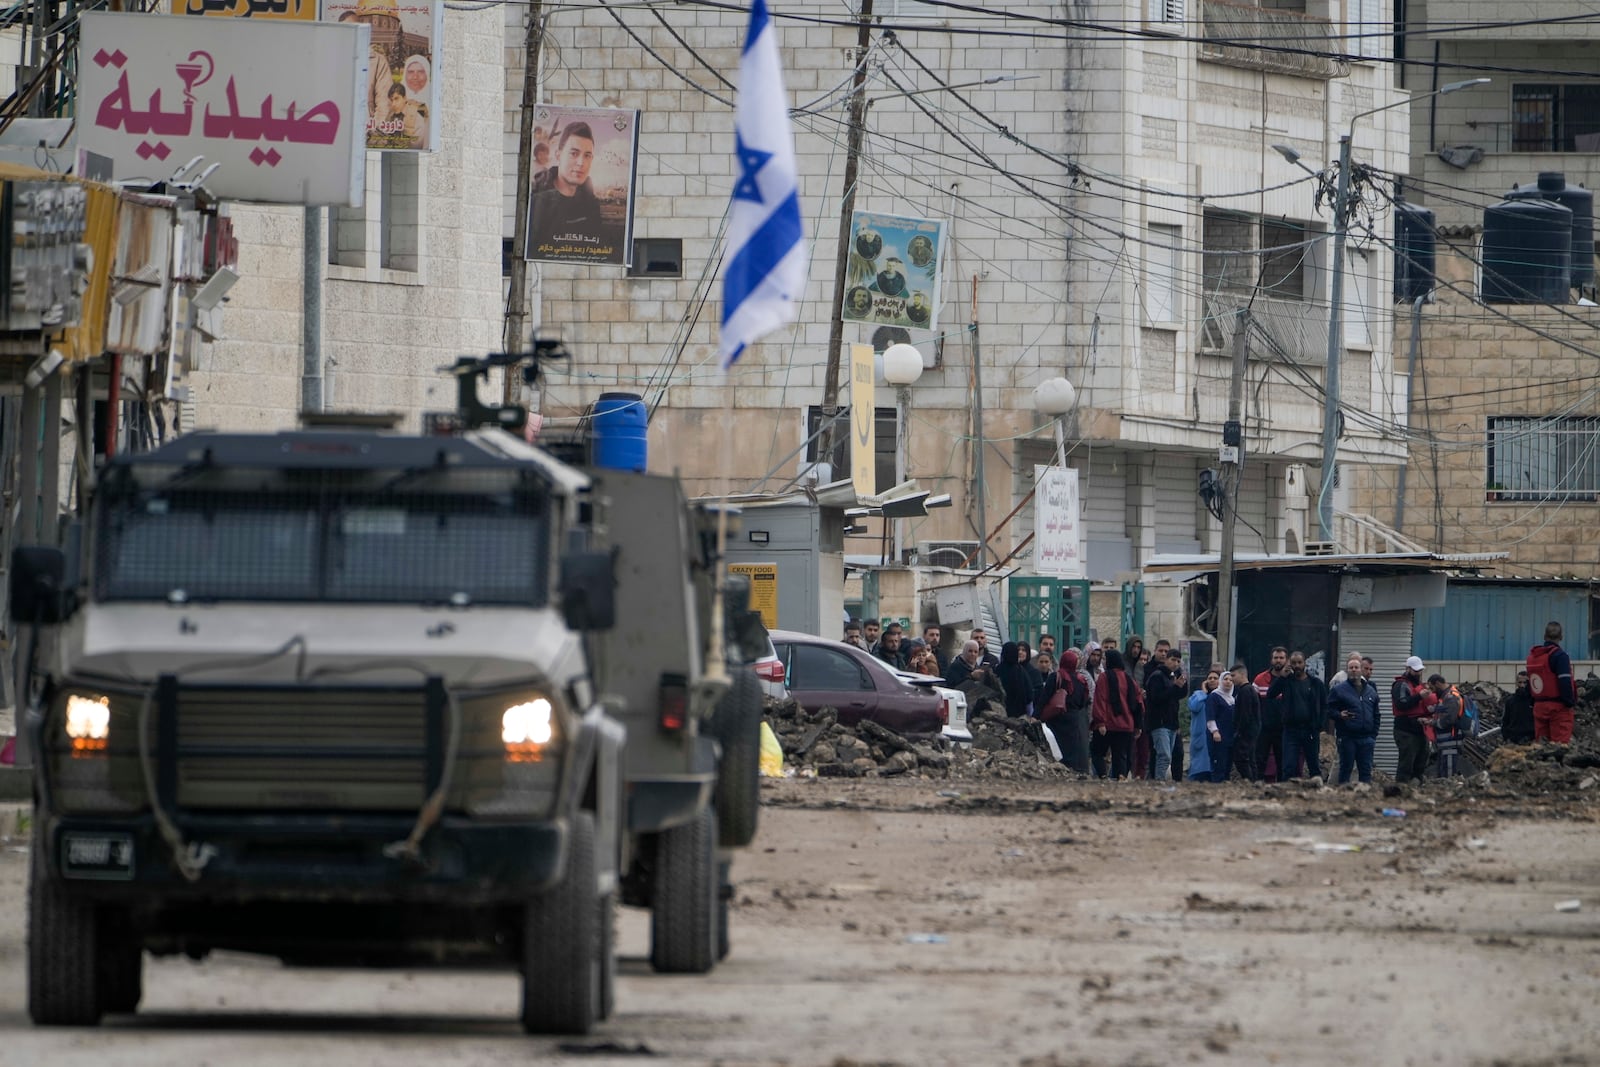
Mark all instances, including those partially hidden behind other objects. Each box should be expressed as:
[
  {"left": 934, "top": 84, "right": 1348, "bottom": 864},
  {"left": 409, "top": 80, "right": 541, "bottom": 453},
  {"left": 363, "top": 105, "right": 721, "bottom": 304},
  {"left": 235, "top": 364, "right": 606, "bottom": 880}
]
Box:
[
  {"left": 1204, "top": 669, "right": 1239, "bottom": 783},
  {"left": 400, "top": 55, "right": 431, "bottom": 148},
  {"left": 1039, "top": 649, "right": 1093, "bottom": 774},
  {"left": 1090, "top": 649, "right": 1144, "bottom": 779},
  {"left": 997, "top": 641, "right": 1039, "bottom": 718}
]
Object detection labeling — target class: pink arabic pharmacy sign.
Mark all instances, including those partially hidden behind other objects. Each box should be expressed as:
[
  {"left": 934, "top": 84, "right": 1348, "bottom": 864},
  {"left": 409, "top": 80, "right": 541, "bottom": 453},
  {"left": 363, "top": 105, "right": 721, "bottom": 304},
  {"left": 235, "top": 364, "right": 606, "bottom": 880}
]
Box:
[{"left": 79, "top": 12, "right": 368, "bottom": 206}]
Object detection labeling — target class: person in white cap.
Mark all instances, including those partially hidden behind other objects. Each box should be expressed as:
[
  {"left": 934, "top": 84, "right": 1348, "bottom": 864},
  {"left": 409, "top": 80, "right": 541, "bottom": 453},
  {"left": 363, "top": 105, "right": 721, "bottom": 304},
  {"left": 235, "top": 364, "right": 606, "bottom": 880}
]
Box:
[{"left": 1391, "top": 655, "right": 1431, "bottom": 783}]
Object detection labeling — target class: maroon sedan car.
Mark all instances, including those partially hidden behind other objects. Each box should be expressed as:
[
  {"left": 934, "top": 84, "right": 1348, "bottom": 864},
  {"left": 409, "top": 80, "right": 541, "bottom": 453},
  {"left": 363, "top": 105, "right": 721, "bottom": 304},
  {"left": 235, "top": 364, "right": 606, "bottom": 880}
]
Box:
[{"left": 769, "top": 629, "right": 945, "bottom": 734}]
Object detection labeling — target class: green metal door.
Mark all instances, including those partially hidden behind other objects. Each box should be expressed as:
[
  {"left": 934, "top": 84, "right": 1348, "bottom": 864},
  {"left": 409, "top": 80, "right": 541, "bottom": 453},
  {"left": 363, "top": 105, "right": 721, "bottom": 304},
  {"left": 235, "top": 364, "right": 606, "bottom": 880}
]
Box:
[{"left": 1009, "top": 577, "right": 1092, "bottom": 650}]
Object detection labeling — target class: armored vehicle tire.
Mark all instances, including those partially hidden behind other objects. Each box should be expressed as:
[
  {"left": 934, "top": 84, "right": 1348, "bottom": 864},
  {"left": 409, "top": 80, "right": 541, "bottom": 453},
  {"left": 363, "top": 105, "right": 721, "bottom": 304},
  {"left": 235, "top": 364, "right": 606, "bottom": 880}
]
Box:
[
  {"left": 716, "top": 858, "right": 732, "bottom": 962},
  {"left": 598, "top": 891, "right": 616, "bottom": 1022},
  {"left": 98, "top": 912, "right": 144, "bottom": 1015},
  {"left": 712, "top": 669, "right": 763, "bottom": 848},
  {"left": 521, "top": 811, "right": 603, "bottom": 1035},
  {"left": 649, "top": 805, "right": 717, "bottom": 974},
  {"left": 28, "top": 831, "right": 104, "bottom": 1026}
]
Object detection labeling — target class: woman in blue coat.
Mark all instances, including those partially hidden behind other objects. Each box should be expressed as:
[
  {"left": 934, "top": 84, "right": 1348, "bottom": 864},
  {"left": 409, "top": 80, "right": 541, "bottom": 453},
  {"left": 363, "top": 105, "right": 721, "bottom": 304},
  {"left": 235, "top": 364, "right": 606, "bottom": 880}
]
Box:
[{"left": 1187, "top": 668, "right": 1219, "bottom": 781}]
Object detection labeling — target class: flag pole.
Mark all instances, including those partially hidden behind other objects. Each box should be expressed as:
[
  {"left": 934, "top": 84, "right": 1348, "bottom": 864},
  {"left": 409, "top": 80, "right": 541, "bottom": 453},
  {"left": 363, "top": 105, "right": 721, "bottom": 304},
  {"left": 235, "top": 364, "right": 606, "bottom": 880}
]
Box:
[{"left": 713, "top": 0, "right": 808, "bottom": 685}]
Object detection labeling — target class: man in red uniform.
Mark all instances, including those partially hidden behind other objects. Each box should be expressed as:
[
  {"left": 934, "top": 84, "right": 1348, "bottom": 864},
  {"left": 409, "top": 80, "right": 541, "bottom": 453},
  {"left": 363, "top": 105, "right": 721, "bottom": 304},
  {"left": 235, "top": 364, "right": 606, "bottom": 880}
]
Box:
[{"left": 1526, "top": 621, "right": 1577, "bottom": 744}]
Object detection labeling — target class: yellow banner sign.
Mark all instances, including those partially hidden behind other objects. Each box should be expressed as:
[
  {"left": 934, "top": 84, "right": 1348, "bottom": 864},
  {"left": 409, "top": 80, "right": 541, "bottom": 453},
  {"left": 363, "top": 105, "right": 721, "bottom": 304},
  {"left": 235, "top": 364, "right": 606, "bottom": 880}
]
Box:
[
  {"left": 849, "top": 343, "right": 875, "bottom": 499},
  {"left": 175, "top": 0, "right": 319, "bottom": 19},
  {"left": 729, "top": 563, "right": 779, "bottom": 630}
]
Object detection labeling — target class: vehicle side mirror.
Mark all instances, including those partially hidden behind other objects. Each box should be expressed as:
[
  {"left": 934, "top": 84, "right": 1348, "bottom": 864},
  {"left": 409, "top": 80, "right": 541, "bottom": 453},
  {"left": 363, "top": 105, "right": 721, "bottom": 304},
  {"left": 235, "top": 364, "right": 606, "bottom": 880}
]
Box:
[
  {"left": 10, "top": 545, "right": 67, "bottom": 624},
  {"left": 559, "top": 549, "right": 616, "bottom": 632}
]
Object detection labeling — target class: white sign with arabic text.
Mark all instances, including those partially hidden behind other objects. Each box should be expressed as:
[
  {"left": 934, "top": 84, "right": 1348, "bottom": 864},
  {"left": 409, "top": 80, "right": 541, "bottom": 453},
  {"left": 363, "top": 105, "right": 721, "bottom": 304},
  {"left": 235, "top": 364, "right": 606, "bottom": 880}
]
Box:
[
  {"left": 79, "top": 12, "right": 368, "bottom": 206},
  {"left": 1033, "top": 465, "right": 1084, "bottom": 579}
]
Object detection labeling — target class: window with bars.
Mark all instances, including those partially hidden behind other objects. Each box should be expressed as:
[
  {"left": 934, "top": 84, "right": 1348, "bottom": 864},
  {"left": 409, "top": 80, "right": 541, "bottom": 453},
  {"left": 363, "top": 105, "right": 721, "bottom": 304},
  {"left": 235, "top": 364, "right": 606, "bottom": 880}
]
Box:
[
  {"left": 1487, "top": 415, "right": 1600, "bottom": 501},
  {"left": 1512, "top": 84, "right": 1600, "bottom": 153},
  {"left": 1350, "top": 0, "right": 1380, "bottom": 58}
]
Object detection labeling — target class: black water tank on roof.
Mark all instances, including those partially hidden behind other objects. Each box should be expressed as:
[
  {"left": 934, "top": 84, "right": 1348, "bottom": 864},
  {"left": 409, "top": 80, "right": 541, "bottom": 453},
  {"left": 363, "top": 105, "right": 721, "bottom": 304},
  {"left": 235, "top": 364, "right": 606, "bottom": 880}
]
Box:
[
  {"left": 1481, "top": 198, "right": 1572, "bottom": 304},
  {"left": 1394, "top": 201, "right": 1437, "bottom": 302},
  {"left": 1506, "top": 171, "right": 1595, "bottom": 289}
]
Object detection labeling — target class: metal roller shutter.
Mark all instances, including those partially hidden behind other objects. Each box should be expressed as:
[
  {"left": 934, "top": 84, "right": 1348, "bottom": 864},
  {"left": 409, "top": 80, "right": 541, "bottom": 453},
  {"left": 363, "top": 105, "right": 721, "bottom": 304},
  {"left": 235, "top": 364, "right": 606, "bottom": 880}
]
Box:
[{"left": 1338, "top": 609, "right": 1415, "bottom": 778}]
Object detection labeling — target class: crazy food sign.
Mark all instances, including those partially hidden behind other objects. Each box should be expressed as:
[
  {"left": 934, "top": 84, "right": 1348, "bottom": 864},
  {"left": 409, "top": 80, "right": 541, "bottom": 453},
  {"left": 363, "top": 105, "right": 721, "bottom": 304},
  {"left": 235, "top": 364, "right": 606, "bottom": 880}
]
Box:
[{"left": 79, "top": 12, "right": 368, "bottom": 206}]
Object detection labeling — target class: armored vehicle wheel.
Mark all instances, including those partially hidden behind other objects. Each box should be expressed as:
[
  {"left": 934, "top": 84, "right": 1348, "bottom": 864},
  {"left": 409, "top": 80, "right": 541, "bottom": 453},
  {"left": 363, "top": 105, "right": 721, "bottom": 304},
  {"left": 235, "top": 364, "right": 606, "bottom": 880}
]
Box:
[
  {"left": 598, "top": 891, "right": 616, "bottom": 1022},
  {"left": 712, "top": 669, "right": 763, "bottom": 848},
  {"left": 98, "top": 911, "right": 144, "bottom": 1015},
  {"left": 28, "top": 831, "right": 103, "bottom": 1026},
  {"left": 649, "top": 805, "right": 717, "bottom": 974},
  {"left": 716, "top": 858, "right": 732, "bottom": 962},
  {"left": 521, "top": 811, "right": 602, "bottom": 1035}
]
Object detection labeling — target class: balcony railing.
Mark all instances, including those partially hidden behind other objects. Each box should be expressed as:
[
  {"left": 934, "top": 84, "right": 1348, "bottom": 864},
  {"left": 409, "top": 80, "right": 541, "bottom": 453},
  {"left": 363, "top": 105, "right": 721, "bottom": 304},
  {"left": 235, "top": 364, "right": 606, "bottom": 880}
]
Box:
[
  {"left": 1443, "top": 120, "right": 1600, "bottom": 155},
  {"left": 1200, "top": 0, "right": 1349, "bottom": 81},
  {"left": 1202, "top": 293, "right": 1328, "bottom": 365}
]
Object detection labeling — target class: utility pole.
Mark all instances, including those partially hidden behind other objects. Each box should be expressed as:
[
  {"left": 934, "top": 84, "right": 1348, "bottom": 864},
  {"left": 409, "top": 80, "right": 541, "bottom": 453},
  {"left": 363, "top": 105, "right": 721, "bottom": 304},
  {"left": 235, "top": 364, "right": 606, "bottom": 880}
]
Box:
[
  {"left": 1317, "top": 133, "right": 1353, "bottom": 545},
  {"left": 503, "top": 0, "right": 547, "bottom": 396},
  {"left": 302, "top": 207, "right": 323, "bottom": 413},
  {"left": 820, "top": 0, "right": 873, "bottom": 423},
  {"left": 1215, "top": 308, "right": 1249, "bottom": 669},
  {"left": 969, "top": 275, "right": 987, "bottom": 567}
]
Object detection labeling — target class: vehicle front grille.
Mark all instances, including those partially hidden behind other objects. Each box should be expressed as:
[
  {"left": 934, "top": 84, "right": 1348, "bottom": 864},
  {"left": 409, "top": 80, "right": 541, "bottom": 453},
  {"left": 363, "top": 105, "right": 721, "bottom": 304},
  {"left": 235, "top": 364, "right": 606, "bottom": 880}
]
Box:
[{"left": 174, "top": 688, "right": 429, "bottom": 811}]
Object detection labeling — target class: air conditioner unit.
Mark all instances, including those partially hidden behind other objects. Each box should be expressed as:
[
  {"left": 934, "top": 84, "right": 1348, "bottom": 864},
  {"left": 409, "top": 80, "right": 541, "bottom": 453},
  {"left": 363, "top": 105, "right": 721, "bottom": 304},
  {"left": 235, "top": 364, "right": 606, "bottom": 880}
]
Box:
[{"left": 916, "top": 539, "right": 981, "bottom": 569}]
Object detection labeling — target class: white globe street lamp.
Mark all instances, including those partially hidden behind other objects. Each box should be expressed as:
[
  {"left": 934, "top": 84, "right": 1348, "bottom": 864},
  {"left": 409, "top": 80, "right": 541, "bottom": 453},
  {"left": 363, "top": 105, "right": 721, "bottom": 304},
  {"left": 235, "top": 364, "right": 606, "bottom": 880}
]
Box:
[{"left": 1032, "top": 376, "right": 1077, "bottom": 466}]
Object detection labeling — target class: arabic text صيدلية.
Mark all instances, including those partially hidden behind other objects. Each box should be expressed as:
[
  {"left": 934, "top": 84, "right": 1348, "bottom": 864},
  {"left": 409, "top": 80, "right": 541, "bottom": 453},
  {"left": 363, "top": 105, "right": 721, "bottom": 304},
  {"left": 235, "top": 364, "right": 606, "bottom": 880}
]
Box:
[{"left": 95, "top": 67, "right": 341, "bottom": 146}]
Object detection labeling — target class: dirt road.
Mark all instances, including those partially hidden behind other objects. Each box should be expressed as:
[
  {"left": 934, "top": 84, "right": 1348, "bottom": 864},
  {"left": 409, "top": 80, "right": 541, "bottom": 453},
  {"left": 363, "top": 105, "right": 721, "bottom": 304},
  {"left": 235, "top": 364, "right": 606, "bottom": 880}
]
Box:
[{"left": 2, "top": 776, "right": 1597, "bottom": 1066}]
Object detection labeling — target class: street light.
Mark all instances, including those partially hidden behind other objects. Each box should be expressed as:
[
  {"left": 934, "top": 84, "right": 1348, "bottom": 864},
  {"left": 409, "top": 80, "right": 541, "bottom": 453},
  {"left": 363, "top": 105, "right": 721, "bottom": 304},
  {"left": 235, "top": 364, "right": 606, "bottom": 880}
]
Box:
[
  {"left": 1032, "top": 376, "right": 1077, "bottom": 468},
  {"left": 1272, "top": 76, "right": 1489, "bottom": 546},
  {"left": 883, "top": 343, "right": 925, "bottom": 562}
]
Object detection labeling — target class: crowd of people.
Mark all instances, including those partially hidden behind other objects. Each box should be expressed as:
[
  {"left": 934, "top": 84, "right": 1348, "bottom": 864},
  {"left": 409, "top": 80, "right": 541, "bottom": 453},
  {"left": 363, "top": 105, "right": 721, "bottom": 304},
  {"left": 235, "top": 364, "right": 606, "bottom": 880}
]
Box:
[{"left": 840, "top": 616, "right": 1581, "bottom": 784}]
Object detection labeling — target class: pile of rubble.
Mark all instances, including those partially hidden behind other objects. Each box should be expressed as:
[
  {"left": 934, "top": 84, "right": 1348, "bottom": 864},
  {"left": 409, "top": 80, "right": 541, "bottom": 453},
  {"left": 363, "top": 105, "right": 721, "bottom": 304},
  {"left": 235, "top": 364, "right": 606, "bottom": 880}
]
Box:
[
  {"left": 1444, "top": 678, "right": 1600, "bottom": 794},
  {"left": 763, "top": 699, "right": 1072, "bottom": 781}
]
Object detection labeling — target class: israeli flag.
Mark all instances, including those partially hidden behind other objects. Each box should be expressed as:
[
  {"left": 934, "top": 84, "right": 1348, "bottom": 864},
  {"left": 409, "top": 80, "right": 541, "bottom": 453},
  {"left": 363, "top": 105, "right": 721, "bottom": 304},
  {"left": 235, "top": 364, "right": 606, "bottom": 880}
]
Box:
[{"left": 719, "top": 0, "right": 808, "bottom": 370}]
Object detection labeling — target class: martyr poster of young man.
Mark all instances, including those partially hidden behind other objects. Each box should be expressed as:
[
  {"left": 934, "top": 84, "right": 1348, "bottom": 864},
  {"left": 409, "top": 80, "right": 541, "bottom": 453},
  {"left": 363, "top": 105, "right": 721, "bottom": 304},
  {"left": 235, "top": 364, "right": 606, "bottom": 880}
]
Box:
[
  {"left": 524, "top": 105, "right": 642, "bottom": 267},
  {"left": 326, "top": 0, "right": 442, "bottom": 151},
  {"left": 842, "top": 211, "right": 943, "bottom": 331}
]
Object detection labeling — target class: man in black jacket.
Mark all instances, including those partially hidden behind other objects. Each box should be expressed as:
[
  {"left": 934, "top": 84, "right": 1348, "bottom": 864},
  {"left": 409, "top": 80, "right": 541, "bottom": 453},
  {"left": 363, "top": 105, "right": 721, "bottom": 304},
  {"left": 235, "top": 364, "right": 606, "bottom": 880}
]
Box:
[
  {"left": 1229, "top": 663, "right": 1262, "bottom": 781},
  {"left": 1502, "top": 669, "right": 1536, "bottom": 744},
  {"left": 1267, "top": 650, "right": 1327, "bottom": 780},
  {"left": 1143, "top": 650, "right": 1184, "bottom": 781}
]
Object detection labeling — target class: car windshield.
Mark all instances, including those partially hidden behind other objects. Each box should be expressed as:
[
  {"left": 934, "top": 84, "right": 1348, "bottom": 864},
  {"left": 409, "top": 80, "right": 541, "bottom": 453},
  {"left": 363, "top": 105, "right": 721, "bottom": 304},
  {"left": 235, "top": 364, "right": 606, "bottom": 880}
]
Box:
[{"left": 93, "top": 466, "right": 551, "bottom": 607}]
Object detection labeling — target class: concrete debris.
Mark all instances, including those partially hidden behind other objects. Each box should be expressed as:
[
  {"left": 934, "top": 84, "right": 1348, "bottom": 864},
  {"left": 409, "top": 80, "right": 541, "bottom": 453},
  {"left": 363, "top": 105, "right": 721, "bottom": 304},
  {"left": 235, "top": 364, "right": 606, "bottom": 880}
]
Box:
[{"left": 765, "top": 698, "right": 1068, "bottom": 781}]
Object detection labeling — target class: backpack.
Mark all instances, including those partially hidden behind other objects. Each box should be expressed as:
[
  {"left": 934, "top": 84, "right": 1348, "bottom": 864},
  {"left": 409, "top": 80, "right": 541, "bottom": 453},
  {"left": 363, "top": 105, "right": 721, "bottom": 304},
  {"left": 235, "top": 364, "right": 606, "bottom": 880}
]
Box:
[{"left": 1461, "top": 692, "right": 1480, "bottom": 737}]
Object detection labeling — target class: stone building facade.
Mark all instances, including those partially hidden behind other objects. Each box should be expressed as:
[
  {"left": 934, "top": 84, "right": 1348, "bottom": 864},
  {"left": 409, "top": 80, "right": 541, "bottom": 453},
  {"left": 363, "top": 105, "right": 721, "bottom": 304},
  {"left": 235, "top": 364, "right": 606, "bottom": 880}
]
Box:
[
  {"left": 510, "top": 0, "right": 1412, "bottom": 582},
  {"left": 1344, "top": 251, "right": 1600, "bottom": 578},
  {"left": 187, "top": 5, "right": 507, "bottom": 429}
]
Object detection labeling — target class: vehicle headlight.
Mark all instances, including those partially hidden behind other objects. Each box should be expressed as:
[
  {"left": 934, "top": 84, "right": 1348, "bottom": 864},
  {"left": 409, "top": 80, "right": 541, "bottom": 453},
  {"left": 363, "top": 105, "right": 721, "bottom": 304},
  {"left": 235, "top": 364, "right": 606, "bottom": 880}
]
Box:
[
  {"left": 502, "top": 697, "right": 554, "bottom": 761},
  {"left": 48, "top": 690, "right": 142, "bottom": 814},
  {"left": 65, "top": 694, "right": 111, "bottom": 754}
]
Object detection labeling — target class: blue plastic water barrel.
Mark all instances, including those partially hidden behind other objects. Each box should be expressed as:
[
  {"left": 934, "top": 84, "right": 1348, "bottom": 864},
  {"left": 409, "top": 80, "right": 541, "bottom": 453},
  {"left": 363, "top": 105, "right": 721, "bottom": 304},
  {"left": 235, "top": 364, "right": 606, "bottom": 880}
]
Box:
[{"left": 590, "top": 392, "right": 648, "bottom": 472}]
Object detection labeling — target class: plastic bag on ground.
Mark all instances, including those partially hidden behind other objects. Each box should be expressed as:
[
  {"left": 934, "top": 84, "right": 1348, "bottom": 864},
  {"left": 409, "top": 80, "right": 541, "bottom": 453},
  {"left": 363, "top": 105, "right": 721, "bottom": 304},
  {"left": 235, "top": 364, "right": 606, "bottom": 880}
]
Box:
[{"left": 759, "top": 720, "right": 785, "bottom": 777}]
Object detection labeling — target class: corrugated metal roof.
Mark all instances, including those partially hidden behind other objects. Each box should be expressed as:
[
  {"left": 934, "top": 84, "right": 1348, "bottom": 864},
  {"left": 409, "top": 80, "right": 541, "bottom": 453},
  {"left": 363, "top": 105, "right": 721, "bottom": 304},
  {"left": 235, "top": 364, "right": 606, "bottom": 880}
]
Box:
[{"left": 1142, "top": 550, "right": 1505, "bottom": 575}]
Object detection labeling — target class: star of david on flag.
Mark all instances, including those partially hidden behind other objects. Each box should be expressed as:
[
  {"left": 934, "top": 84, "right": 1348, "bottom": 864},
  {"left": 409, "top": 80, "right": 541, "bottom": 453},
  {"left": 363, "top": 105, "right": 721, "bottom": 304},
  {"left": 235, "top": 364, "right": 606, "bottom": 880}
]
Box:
[{"left": 718, "top": 0, "right": 808, "bottom": 370}]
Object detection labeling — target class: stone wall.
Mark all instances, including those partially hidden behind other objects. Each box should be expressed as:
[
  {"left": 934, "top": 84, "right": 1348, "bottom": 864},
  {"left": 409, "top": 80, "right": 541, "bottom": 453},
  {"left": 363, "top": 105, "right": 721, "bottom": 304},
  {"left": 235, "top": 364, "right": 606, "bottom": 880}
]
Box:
[
  {"left": 188, "top": 6, "right": 506, "bottom": 432},
  {"left": 1344, "top": 249, "right": 1600, "bottom": 576}
]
